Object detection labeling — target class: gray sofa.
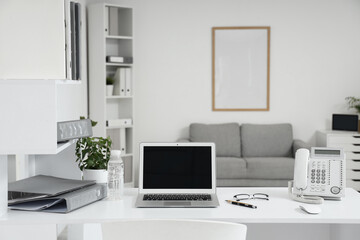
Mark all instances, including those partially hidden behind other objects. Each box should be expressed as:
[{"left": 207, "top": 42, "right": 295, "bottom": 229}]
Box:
[{"left": 180, "top": 123, "right": 309, "bottom": 187}]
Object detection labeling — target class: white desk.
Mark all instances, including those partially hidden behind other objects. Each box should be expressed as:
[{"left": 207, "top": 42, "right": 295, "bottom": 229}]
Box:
[{"left": 1, "top": 187, "right": 360, "bottom": 240}]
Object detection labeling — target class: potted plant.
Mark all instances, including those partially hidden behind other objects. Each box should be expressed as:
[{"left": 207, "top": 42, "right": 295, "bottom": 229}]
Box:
[
  {"left": 346, "top": 96, "right": 360, "bottom": 114},
  {"left": 106, "top": 76, "right": 114, "bottom": 96},
  {"left": 345, "top": 96, "right": 360, "bottom": 132},
  {"left": 75, "top": 118, "right": 112, "bottom": 183}
]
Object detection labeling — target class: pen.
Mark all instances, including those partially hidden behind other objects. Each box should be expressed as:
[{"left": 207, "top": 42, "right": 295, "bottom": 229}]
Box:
[{"left": 226, "top": 200, "right": 257, "bottom": 209}]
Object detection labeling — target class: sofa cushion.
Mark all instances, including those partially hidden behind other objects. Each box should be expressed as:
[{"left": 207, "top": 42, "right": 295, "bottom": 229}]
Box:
[
  {"left": 241, "top": 123, "right": 293, "bottom": 157},
  {"left": 190, "top": 123, "right": 241, "bottom": 157},
  {"left": 245, "top": 157, "right": 295, "bottom": 180},
  {"left": 216, "top": 157, "right": 247, "bottom": 179},
  {"left": 217, "top": 179, "right": 290, "bottom": 187}
]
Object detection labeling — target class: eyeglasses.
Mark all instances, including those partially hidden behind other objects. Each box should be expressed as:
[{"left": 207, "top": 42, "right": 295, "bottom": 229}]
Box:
[{"left": 233, "top": 193, "right": 269, "bottom": 201}]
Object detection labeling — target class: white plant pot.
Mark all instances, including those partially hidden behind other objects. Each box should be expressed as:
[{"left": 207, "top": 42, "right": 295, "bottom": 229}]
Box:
[
  {"left": 83, "top": 169, "right": 108, "bottom": 184},
  {"left": 106, "top": 85, "right": 114, "bottom": 96}
]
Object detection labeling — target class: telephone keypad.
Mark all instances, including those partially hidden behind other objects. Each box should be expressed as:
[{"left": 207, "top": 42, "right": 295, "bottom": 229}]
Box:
[{"left": 310, "top": 160, "right": 328, "bottom": 192}]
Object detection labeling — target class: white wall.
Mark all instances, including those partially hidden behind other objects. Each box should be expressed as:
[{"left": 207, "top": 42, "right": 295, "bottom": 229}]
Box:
[
  {"left": 132, "top": 0, "right": 360, "bottom": 139},
  {"left": 89, "top": 0, "right": 360, "bottom": 185},
  {"left": 132, "top": 0, "right": 360, "bottom": 184}
]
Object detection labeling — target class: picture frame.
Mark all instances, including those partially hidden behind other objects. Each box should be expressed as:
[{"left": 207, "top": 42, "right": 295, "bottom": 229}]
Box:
[{"left": 212, "top": 26, "right": 270, "bottom": 111}]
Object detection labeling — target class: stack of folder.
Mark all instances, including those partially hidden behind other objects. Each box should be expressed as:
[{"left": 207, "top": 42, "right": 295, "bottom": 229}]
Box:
[
  {"left": 113, "top": 68, "right": 132, "bottom": 96},
  {"left": 8, "top": 175, "right": 107, "bottom": 213}
]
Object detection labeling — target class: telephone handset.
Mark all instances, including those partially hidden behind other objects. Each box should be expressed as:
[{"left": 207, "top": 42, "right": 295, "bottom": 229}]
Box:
[{"left": 288, "top": 147, "right": 346, "bottom": 204}]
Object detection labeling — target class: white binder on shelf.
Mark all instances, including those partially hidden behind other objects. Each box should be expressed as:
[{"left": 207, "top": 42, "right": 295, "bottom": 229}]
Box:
[
  {"left": 120, "top": 128, "right": 126, "bottom": 153},
  {"left": 109, "top": 7, "right": 119, "bottom": 36},
  {"left": 105, "top": 6, "right": 109, "bottom": 36},
  {"left": 114, "top": 68, "right": 126, "bottom": 96},
  {"left": 125, "top": 68, "right": 132, "bottom": 96},
  {"left": 107, "top": 118, "right": 132, "bottom": 127}
]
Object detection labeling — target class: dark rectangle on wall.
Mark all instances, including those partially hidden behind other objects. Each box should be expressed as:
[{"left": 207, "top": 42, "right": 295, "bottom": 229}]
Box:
[{"left": 332, "top": 114, "right": 358, "bottom": 131}]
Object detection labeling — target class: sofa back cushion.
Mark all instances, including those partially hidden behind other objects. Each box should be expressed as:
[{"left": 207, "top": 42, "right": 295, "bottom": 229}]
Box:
[
  {"left": 241, "top": 123, "right": 293, "bottom": 157},
  {"left": 190, "top": 123, "right": 241, "bottom": 157}
]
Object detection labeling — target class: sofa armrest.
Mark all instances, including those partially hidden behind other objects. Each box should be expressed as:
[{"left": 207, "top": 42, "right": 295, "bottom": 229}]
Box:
[
  {"left": 177, "top": 138, "right": 190, "bottom": 142},
  {"left": 292, "top": 139, "right": 311, "bottom": 157}
]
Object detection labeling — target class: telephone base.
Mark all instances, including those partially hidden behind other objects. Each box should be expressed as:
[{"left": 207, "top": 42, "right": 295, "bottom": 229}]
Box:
[
  {"left": 302, "top": 194, "right": 342, "bottom": 201},
  {"left": 321, "top": 196, "right": 342, "bottom": 201}
]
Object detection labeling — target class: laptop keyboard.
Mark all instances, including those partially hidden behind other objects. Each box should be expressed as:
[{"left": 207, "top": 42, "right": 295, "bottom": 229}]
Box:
[{"left": 143, "top": 194, "right": 212, "bottom": 201}]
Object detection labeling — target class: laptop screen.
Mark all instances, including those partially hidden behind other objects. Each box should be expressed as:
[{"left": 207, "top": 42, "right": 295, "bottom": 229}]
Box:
[{"left": 143, "top": 146, "right": 212, "bottom": 189}]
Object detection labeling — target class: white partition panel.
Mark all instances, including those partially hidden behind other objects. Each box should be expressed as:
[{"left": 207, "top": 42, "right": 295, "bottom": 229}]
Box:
[
  {"left": 0, "top": 155, "right": 8, "bottom": 217},
  {"left": 0, "top": 80, "right": 57, "bottom": 154}
]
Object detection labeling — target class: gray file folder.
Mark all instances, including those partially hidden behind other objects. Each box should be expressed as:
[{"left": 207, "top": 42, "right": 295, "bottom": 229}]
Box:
[
  {"left": 9, "top": 184, "right": 107, "bottom": 213},
  {"left": 8, "top": 175, "right": 96, "bottom": 204}
]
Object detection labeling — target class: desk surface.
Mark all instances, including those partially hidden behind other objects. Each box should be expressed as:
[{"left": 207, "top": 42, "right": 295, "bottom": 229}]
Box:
[{"left": 1, "top": 187, "right": 360, "bottom": 225}]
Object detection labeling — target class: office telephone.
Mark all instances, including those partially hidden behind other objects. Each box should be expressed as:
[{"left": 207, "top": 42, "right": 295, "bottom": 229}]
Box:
[{"left": 288, "top": 147, "right": 346, "bottom": 204}]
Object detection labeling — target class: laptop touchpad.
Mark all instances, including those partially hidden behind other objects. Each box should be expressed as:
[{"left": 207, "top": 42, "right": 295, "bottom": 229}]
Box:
[{"left": 164, "top": 202, "right": 191, "bottom": 206}]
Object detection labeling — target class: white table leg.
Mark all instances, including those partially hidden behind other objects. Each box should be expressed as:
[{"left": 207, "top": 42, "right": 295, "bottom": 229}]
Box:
[{"left": 66, "top": 223, "right": 102, "bottom": 240}]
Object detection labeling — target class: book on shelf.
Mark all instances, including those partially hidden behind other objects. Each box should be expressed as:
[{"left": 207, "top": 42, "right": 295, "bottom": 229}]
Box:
[
  {"left": 120, "top": 128, "right": 126, "bottom": 153},
  {"left": 108, "top": 7, "right": 119, "bottom": 35},
  {"left": 8, "top": 175, "right": 107, "bottom": 213},
  {"left": 107, "top": 118, "right": 132, "bottom": 127},
  {"left": 114, "top": 68, "right": 126, "bottom": 96},
  {"left": 106, "top": 56, "right": 133, "bottom": 64},
  {"left": 57, "top": 118, "right": 93, "bottom": 143},
  {"left": 125, "top": 68, "right": 132, "bottom": 96},
  {"left": 113, "top": 68, "right": 132, "bottom": 97},
  {"left": 105, "top": 6, "right": 109, "bottom": 36}
]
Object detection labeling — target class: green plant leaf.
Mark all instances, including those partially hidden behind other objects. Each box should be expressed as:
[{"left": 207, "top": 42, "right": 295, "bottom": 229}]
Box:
[{"left": 74, "top": 136, "right": 112, "bottom": 170}]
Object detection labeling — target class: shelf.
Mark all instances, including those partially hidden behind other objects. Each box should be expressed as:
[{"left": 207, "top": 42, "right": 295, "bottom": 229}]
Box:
[
  {"left": 106, "top": 125, "right": 133, "bottom": 130},
  {"left": 105, "top": 3, "right": 131, "bottom": 8},
  {"left": 55, "top": 79, "right": 82, "bottom": 85},
  {"left": 89, "top": 3, "right": 134, "bottom": 184},
  {"left": 56, "top": 140, "right": 76, "bottom": 154},
  {"left": 106, "top": 95, "right": 133, "bottom": 99},
  {"left": 106, "top": 35, "right": 132, "bottom": 40},
  {"left": 1, "top": 79, "right": 81, "bottom": 85},
  {"left": 106, "top": 63, "right": 132, "bottom": 67}
]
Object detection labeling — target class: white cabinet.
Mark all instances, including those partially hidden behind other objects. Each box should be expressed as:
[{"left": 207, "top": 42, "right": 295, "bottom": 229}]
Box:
[
  {"left": 0, "top": 80, "right": 83, "bottom": 155},
  {"left": 318, "top": 131, "right": 360, "bottom": 191},
  {"left": 0, "top": 0, "right": 87, "bottom": 154},
  {"left": 88, "top": 4, "right": 134, "bottom": 184},
  {"left": 0, "top": 0, "right": 81, "bottom": 80}
]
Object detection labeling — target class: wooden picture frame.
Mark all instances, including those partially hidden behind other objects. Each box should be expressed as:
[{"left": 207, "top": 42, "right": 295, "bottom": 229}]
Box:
[{"left": 212, "top": 26, "right": 270, "bottom": 111}]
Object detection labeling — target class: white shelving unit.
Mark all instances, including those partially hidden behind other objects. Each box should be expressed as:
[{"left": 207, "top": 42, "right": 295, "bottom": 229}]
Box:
[
  {"left": 317, "top": 130, "right": 360, "bottom": 191},
  {"left": 0, "top": 0, "right": 88, "bottom": 218},
  {"left": 88, "top": 4, "right": 134, "bottom": 184}
]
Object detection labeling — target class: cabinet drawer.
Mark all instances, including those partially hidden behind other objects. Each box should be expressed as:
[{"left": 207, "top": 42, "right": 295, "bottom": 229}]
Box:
[
  {"left": 347, "top": 160, "right": 360, "bottom": 169},
  {"left": 346, "top": 169, "right": 360, "bottom": 180},
  {"left": 328, "top": 135, "right": 360, "bottom": 144},
  {"left": 346, "top": 152, "right": 360, "bottom": 160},
  {"left": 328, "top": 143, "right": 360, "bottom": 151},
  {"left": 346, "top": 179, "right": 360, "bottom": 191}
]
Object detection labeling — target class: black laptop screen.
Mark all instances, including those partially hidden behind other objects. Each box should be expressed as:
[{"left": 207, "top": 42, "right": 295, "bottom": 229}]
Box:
[{"left": 143, "top": 146, "right": 212, "bottom": 189}]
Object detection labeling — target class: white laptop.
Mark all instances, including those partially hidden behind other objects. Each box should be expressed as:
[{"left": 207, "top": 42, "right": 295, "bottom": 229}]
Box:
[{"left": 135, "top": 142, "right": 219, "bottom": 208}]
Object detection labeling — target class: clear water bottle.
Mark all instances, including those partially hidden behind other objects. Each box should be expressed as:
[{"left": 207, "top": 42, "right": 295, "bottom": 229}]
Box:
[{"left": 107, "top": 150, "right": 124, "bottom": 200}]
